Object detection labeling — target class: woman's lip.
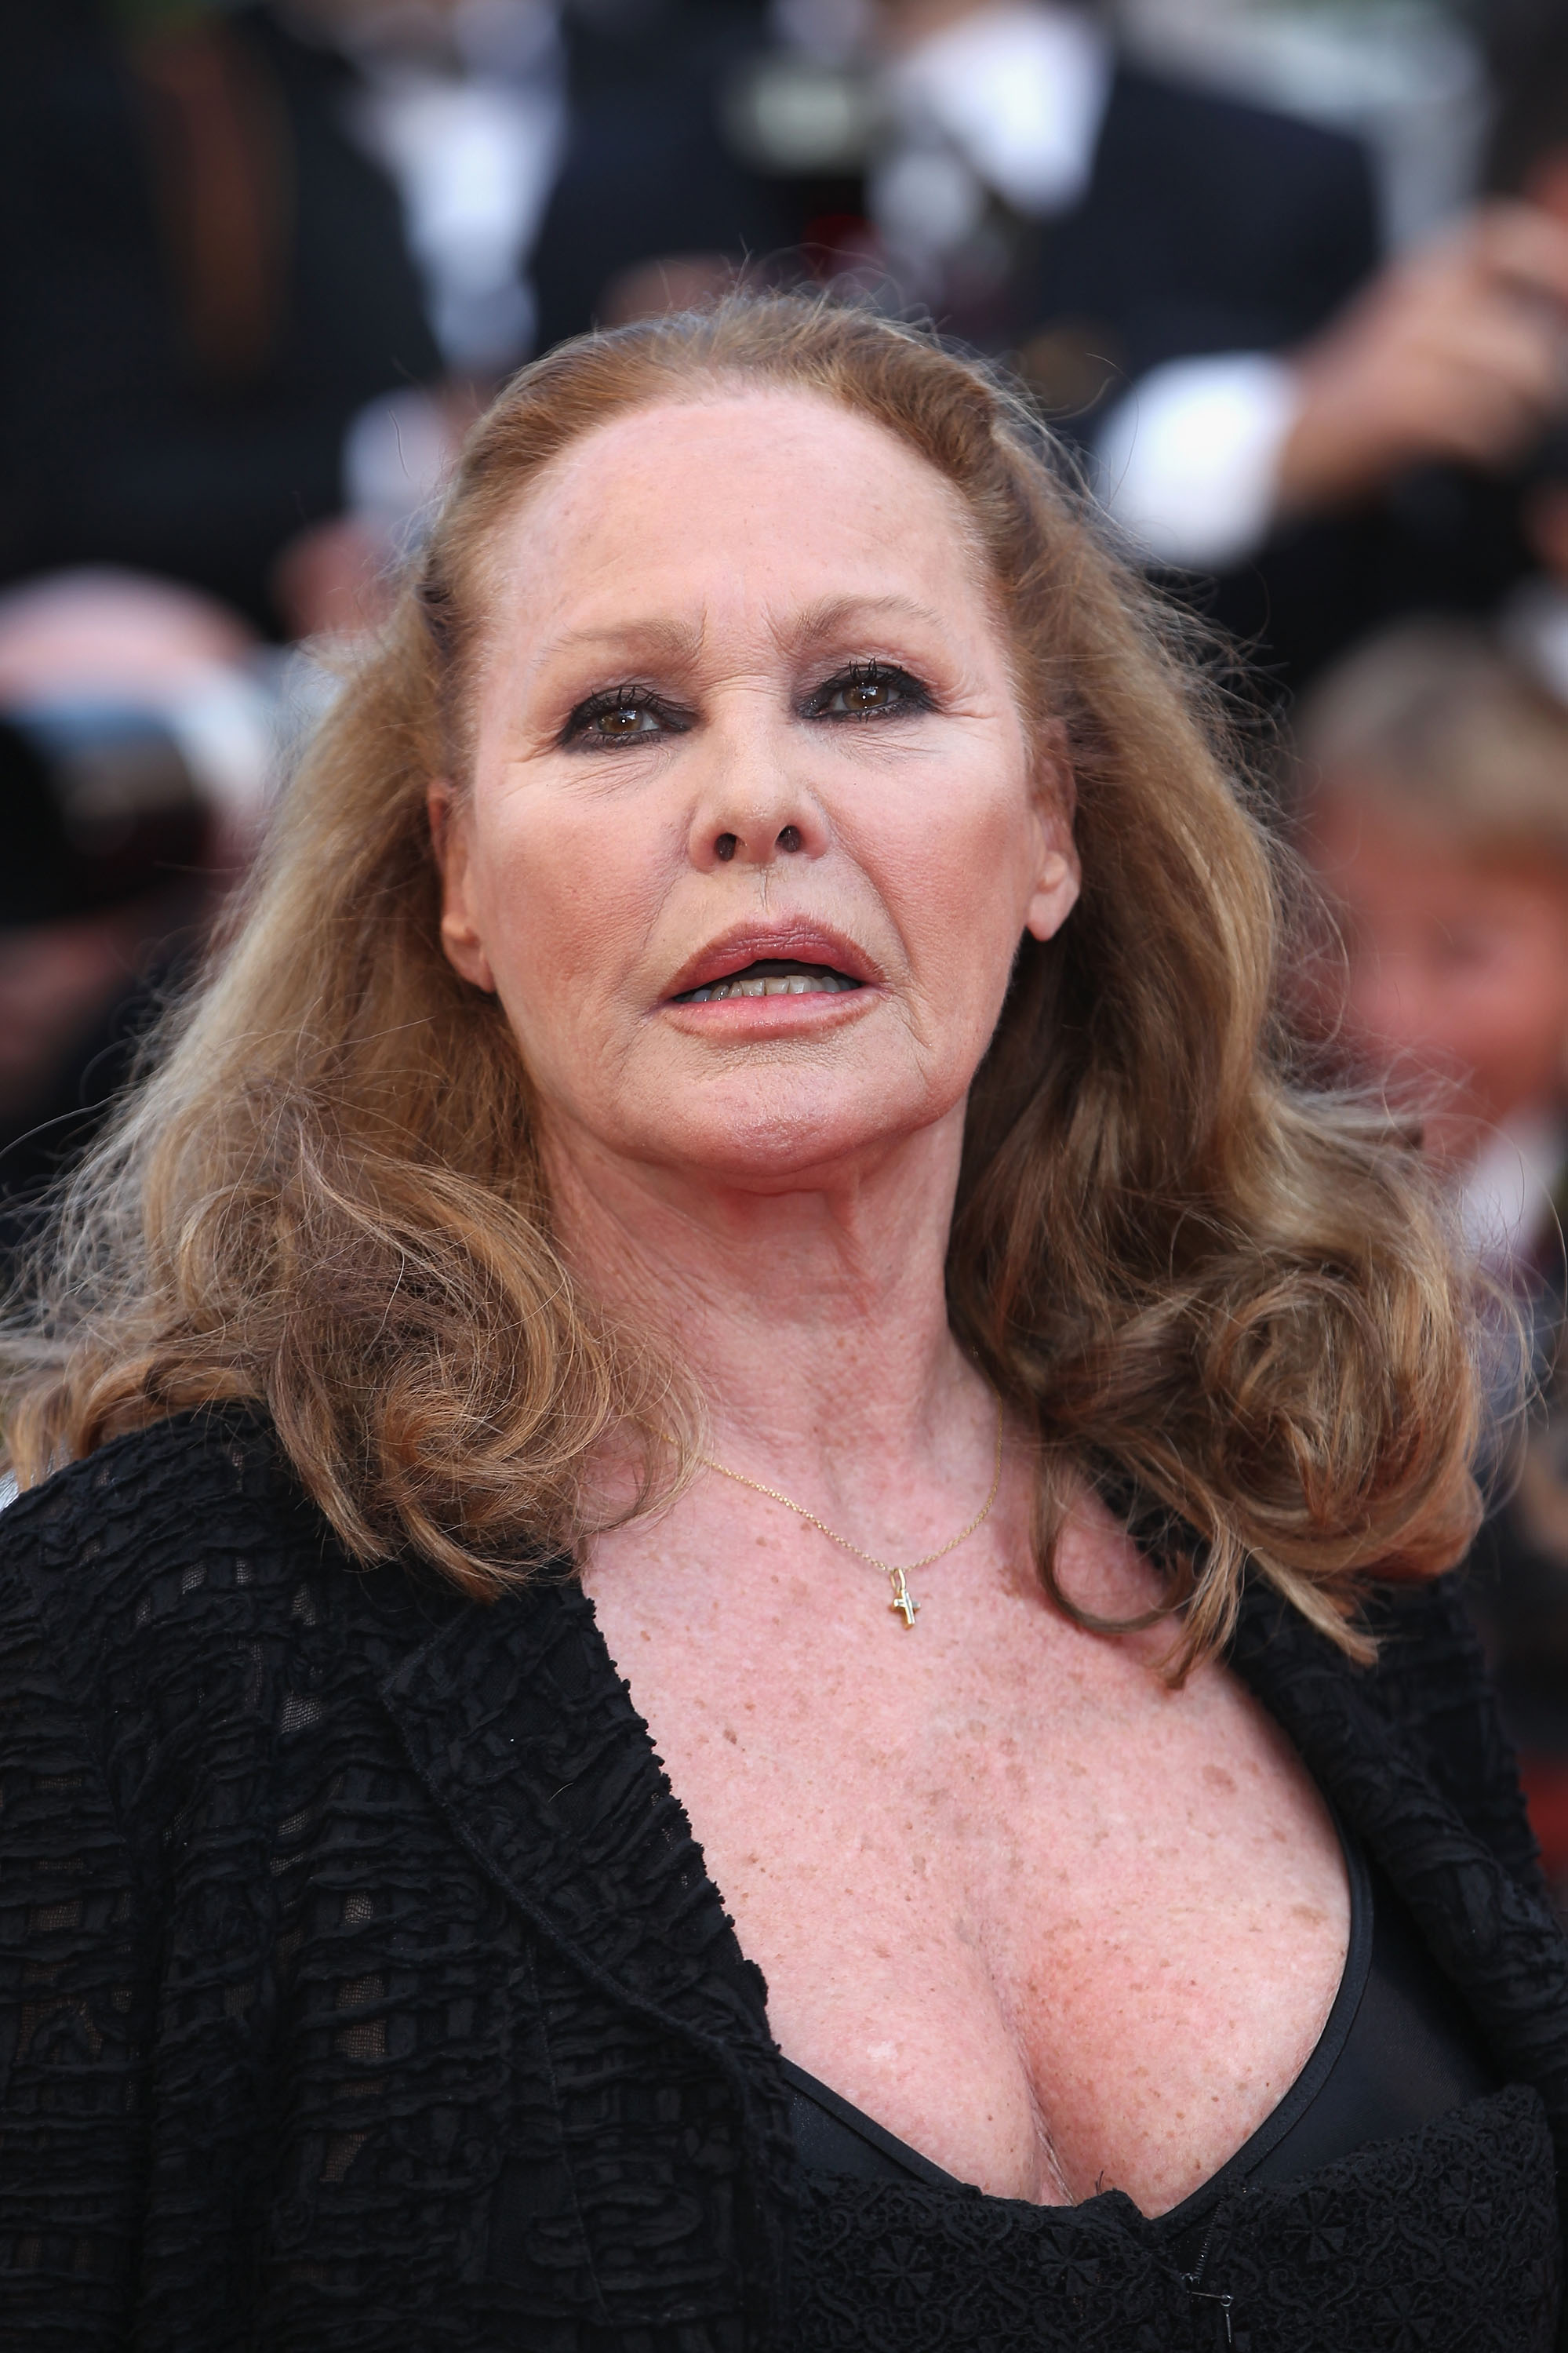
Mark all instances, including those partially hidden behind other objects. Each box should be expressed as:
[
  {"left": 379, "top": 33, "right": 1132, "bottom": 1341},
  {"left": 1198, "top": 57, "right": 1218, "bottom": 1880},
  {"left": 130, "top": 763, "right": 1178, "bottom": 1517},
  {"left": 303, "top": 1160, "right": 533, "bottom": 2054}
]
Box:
[
  {"left": 660, "top": 924, "right": 879, "bottom": 1002},
  {"left": 659, "top": 984, "right": 878, "bottom": 1034}
]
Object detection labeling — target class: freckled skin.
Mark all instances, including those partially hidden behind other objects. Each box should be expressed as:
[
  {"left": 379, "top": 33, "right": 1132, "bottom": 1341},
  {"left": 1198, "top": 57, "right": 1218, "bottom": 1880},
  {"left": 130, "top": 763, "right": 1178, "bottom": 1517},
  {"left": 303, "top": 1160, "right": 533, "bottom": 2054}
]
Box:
[
  {"left": 434, "top": 391, "right": 1350, "bottom": 2223},
  {"left": 588, "top": 1482, "right": 1347, "bottom": 2217}
]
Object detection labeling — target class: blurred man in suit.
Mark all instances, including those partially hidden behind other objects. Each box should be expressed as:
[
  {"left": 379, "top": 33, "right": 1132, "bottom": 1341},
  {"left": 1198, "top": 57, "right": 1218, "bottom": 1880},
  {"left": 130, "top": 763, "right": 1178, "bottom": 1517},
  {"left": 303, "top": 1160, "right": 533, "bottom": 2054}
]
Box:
[
  {"left": 872, "top": 1, "right": 1568, "bottom": 686},
  {"left": 533, "top": 0, "right": 1568, "bottom": 692}
]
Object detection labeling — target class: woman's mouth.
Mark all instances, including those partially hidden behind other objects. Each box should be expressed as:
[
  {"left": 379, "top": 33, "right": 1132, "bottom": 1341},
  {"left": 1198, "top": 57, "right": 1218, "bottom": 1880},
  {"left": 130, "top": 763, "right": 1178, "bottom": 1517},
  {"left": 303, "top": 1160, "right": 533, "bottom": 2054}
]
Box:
[{"left": 674, "top": 959, "right": 863, "bottom": 1005}]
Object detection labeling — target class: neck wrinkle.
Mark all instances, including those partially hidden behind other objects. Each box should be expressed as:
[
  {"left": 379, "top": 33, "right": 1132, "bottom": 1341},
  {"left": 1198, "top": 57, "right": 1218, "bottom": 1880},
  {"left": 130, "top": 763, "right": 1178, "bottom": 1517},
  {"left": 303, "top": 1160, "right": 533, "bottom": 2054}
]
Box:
[{"left": 541, "top": 1102, "right": 989, "bottom": 1497}]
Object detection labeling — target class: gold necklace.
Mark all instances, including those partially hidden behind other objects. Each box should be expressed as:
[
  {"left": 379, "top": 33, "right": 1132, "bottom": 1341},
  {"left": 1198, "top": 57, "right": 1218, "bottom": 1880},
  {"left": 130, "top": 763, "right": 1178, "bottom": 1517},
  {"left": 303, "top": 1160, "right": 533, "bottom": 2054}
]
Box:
[{"left": 698, "top": 1396, "right": 1004, "bottom": 1629}]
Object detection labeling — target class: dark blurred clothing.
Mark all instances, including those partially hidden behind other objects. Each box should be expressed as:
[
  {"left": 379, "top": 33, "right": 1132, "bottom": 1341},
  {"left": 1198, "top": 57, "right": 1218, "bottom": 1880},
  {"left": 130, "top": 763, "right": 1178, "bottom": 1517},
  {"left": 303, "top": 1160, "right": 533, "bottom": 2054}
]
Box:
[
  {"left": 1468, "top": 1190, "right": 1568, "bottom": 1914},
  {"left": 1017, "top": 64, "right": 1550, "bottom": 691},
  {"left": 0, "top": 696, "right": 215, "bottom": 1284},
  {"left": 1214, "top": 467, "right": 1537, "bottom": 705},
  {"left": 1020, "top": 64, "right": 1377, "bottom": 388},
  {"left": 536, "top": 39, "right": 1377, "bottom": 369},
  {"left": 533, "top": 7, "right": 806, "bottom": 352},
  {"left": 0, "top": 934, "right": 189, "bottom": 1288},
  {"left": 0, "top": 1, "right": 442, "bottom": 631},
  {"left": 1020, "top": 63, "right": 1386, "bottom": 692},
  {"left": 1025, "top": 61, "right": 1541, "bottom": 692}
]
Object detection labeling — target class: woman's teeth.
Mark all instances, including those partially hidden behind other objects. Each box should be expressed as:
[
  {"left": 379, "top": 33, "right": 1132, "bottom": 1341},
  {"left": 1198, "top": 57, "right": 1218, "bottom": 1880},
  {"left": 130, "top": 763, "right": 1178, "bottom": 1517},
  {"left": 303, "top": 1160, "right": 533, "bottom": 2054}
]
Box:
[{"left": 685, "top": 967, "right": 856, "bottom": 1003}]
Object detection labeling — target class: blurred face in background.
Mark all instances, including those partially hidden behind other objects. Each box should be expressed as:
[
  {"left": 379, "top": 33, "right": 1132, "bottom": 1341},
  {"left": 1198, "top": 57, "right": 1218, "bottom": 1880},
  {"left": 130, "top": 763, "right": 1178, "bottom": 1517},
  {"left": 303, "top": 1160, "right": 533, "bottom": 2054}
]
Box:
[{"left": 1304, "top": 785, "right": 1568, "bottom": 1166}]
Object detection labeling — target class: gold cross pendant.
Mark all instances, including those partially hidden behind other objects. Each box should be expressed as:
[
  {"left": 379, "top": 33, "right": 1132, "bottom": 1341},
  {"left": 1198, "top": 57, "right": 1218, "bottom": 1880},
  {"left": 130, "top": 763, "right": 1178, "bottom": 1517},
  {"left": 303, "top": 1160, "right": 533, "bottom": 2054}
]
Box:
[{"left": 887, "top": 1569, "right": 920, "bottom": 1628}]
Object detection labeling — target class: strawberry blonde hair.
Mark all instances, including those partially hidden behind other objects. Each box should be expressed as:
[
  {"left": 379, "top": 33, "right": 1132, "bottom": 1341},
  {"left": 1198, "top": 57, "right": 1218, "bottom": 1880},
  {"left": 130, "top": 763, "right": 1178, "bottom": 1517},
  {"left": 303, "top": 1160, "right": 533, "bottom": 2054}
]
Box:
[{"left": 2, "top": 296, "right": 1484, "bottom": 1669}]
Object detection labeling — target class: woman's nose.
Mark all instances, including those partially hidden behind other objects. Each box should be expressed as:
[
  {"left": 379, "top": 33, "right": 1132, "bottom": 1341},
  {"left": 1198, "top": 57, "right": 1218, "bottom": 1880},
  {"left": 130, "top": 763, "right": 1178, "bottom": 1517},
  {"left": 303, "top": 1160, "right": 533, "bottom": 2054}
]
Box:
[
  {"left": 686, "top": 726, "right": 828, "bottom": 872},
  {"left": 712, "top": 820, "right": 803, "bottom": 864}
]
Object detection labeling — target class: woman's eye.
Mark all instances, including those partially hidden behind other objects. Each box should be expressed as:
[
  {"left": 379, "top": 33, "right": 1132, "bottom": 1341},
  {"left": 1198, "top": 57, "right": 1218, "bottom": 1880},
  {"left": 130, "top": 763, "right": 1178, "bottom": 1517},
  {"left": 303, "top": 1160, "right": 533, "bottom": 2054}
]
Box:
[
  {"left": 811, "top": 663, "right": 932, "bottom": 722},
  {"left": 593, "top": 704, "right": 660, "bottom": 738},
  {"left": 562, "top": 687, "right": 682, "bottom": 747}
]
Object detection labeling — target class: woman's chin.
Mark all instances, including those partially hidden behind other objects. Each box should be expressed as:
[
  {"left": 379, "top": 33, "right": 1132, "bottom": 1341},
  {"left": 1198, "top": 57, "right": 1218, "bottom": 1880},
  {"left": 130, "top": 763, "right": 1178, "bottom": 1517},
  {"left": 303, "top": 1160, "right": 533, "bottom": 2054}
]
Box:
[{"left": 623, "top": 1086, "right": 950, "bottom": 1191}]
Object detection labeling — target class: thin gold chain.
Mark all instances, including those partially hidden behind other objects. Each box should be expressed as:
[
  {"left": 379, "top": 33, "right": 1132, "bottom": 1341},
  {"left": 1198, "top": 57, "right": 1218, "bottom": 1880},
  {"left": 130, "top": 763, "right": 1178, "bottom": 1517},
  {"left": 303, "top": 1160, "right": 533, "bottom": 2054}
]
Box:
[{"left": 697, "top": 1395, "right": 1004, "bottom": 1627}]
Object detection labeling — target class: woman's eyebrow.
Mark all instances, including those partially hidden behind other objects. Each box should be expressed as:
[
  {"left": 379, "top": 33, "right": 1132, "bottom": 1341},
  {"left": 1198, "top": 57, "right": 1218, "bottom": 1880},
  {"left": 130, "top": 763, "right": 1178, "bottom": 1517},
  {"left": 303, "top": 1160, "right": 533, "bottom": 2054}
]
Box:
[
  {"left": 779, "top": 593, "right": 950, "bottom": 654},
  {"left": 538, "top": 616, "right": 704, "bottom": 670},
  {"left": 531, "top": 595, "right": 946, "bottom": 681}
]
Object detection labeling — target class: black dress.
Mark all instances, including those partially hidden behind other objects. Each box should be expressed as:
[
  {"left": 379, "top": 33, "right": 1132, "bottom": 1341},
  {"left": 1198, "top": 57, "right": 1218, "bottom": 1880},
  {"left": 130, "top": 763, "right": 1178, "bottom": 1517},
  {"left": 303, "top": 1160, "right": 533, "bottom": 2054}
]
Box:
[{"left": 0, "top": 1407, "right": 1564, "bottom": 2351}]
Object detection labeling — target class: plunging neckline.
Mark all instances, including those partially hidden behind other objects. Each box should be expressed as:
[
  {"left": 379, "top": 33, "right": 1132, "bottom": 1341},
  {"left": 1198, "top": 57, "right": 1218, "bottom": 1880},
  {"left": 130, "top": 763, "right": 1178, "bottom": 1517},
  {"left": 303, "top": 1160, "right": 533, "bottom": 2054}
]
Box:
[
  {"left": 782, "top": 1797, "right": 1501, "bottom": 2237},
  {"left": 781, "top": 1806, "right": 1374, "bottom": 2220}
]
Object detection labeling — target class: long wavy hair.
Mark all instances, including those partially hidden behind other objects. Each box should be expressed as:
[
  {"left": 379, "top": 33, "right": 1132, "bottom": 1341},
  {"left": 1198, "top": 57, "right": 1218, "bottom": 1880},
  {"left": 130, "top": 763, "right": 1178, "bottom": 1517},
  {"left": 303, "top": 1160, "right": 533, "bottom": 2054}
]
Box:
[{"left": 2, "top": 296, "right": 1486, "bottom": 1670}]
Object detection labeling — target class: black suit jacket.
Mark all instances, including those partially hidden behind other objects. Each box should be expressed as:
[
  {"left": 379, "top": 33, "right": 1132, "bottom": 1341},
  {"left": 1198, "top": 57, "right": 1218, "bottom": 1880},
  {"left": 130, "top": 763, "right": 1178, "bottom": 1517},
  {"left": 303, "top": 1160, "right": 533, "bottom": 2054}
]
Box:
[
  {"left": 0, "top": 1406, "right": 1564, "bottom": 2347},
  {"left": 1028, "top": 65, "right": 1536, "bottom": 690},
  {"left": 533, "top": 49, "right": 1376, "bottom": 372},
  {"left": 1030, "top": 62, "right": 1378, "bottom": 390}
]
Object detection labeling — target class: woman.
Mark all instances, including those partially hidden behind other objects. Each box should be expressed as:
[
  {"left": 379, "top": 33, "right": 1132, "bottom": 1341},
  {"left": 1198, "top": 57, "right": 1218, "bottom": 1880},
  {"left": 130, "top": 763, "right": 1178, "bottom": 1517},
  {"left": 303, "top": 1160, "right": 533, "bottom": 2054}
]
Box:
[{"left": 0, "top": 298, "right": 1563, "bottom": 2351}]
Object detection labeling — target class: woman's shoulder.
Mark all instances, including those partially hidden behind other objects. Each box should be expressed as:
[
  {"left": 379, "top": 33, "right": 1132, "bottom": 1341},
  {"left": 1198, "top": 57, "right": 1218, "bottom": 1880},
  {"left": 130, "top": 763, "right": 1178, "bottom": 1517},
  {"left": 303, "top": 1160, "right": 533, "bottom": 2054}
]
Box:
[
  {"left": 1367, "top": 1572, "right": 1543, "bottom": 1882},
  {"left": 0, "top": 1404, "right": 326, "bottom": 1609},
  {"left": 1238, "top": 1567, "right": 1543, "bottom": 1893},
  {"left": 0, "top": 1407, "right": 448, "bottom": 1785}
]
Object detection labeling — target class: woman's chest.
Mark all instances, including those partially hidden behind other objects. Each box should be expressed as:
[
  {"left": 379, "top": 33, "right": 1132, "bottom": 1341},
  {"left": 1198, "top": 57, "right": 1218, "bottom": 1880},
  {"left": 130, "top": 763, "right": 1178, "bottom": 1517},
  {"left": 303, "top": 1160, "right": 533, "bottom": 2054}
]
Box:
[{"left": 584, "top": 1555, "right": 1350, "bottom": 2212}]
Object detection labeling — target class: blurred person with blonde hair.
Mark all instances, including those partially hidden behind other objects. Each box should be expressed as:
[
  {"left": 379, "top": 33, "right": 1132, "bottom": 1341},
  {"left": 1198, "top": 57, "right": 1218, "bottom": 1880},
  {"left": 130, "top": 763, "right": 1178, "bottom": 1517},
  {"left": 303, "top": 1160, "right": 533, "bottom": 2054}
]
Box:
[
  {"left": 1297, "top": 617, "right": 1568, "bottom": 1899},
  {"left": 1297, "top": 621, "right": 1568, "bottom": 1247}
]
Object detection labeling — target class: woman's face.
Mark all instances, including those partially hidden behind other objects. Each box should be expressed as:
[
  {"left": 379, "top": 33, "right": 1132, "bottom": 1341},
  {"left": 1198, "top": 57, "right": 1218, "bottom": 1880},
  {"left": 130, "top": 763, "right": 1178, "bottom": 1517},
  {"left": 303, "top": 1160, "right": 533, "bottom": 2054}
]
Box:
[{"left": 433, "top": 391, "right": 1079, "bottom": 1192}]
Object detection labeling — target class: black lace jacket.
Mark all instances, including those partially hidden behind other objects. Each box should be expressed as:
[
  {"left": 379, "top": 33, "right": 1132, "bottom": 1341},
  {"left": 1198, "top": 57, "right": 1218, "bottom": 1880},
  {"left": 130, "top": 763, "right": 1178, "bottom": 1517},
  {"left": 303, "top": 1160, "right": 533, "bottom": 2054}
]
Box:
[{"left": 2, "top": 1407, "right": 1567, "bottom": 2351}]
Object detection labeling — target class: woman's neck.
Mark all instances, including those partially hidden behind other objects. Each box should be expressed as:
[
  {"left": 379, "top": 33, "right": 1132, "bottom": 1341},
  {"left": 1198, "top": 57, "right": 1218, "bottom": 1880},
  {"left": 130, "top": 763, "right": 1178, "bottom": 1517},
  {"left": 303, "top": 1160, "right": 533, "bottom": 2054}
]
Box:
[{"left": 544, "top": 1106, "right": 993, "bottom": 1516}]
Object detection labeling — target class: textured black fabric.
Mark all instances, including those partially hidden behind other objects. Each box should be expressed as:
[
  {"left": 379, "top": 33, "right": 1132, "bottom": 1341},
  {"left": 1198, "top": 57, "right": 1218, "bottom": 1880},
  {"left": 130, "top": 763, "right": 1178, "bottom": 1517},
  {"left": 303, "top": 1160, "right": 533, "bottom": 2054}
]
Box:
[
  {"left": 0, "top": 1406, "right": 1565, "bottom": 2351},
  {"left": 793, "top": 2087, "right": 1558, "bottom": 2352}
]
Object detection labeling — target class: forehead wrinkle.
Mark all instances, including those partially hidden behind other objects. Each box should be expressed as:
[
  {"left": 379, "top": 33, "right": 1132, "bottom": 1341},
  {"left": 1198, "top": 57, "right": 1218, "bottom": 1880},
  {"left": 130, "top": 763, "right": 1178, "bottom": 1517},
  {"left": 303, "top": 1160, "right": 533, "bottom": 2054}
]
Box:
[
  {"left": 772, "top": 592, "right": 955, "bottom": 658},
  {"left": 534, "top": 614, "right": 705, "bottom": 674},
  {"left": 527, "top": 591, "right": 966, "bottom": 693}
]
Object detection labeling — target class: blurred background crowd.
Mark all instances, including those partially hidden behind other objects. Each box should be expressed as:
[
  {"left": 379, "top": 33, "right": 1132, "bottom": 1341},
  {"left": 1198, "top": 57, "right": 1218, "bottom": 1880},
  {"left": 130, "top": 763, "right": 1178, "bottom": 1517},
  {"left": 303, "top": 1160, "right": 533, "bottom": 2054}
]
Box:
[{"left": 13, "top": 0, "right": 1568, "bottom": 1889}]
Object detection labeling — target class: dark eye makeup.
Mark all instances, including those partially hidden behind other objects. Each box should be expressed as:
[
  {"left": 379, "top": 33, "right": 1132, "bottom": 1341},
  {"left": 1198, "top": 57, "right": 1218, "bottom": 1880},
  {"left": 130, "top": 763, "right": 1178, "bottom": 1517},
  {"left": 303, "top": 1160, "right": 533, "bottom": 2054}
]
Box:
[
  {"left": 558, "top": 659, "right": 936, "bottom": 749},
  {"left": 560, "top": 682, "right": 689, "bottom": 747},
  {"left": 804, "top": 659, "right": 935, "bottom": 723}
]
